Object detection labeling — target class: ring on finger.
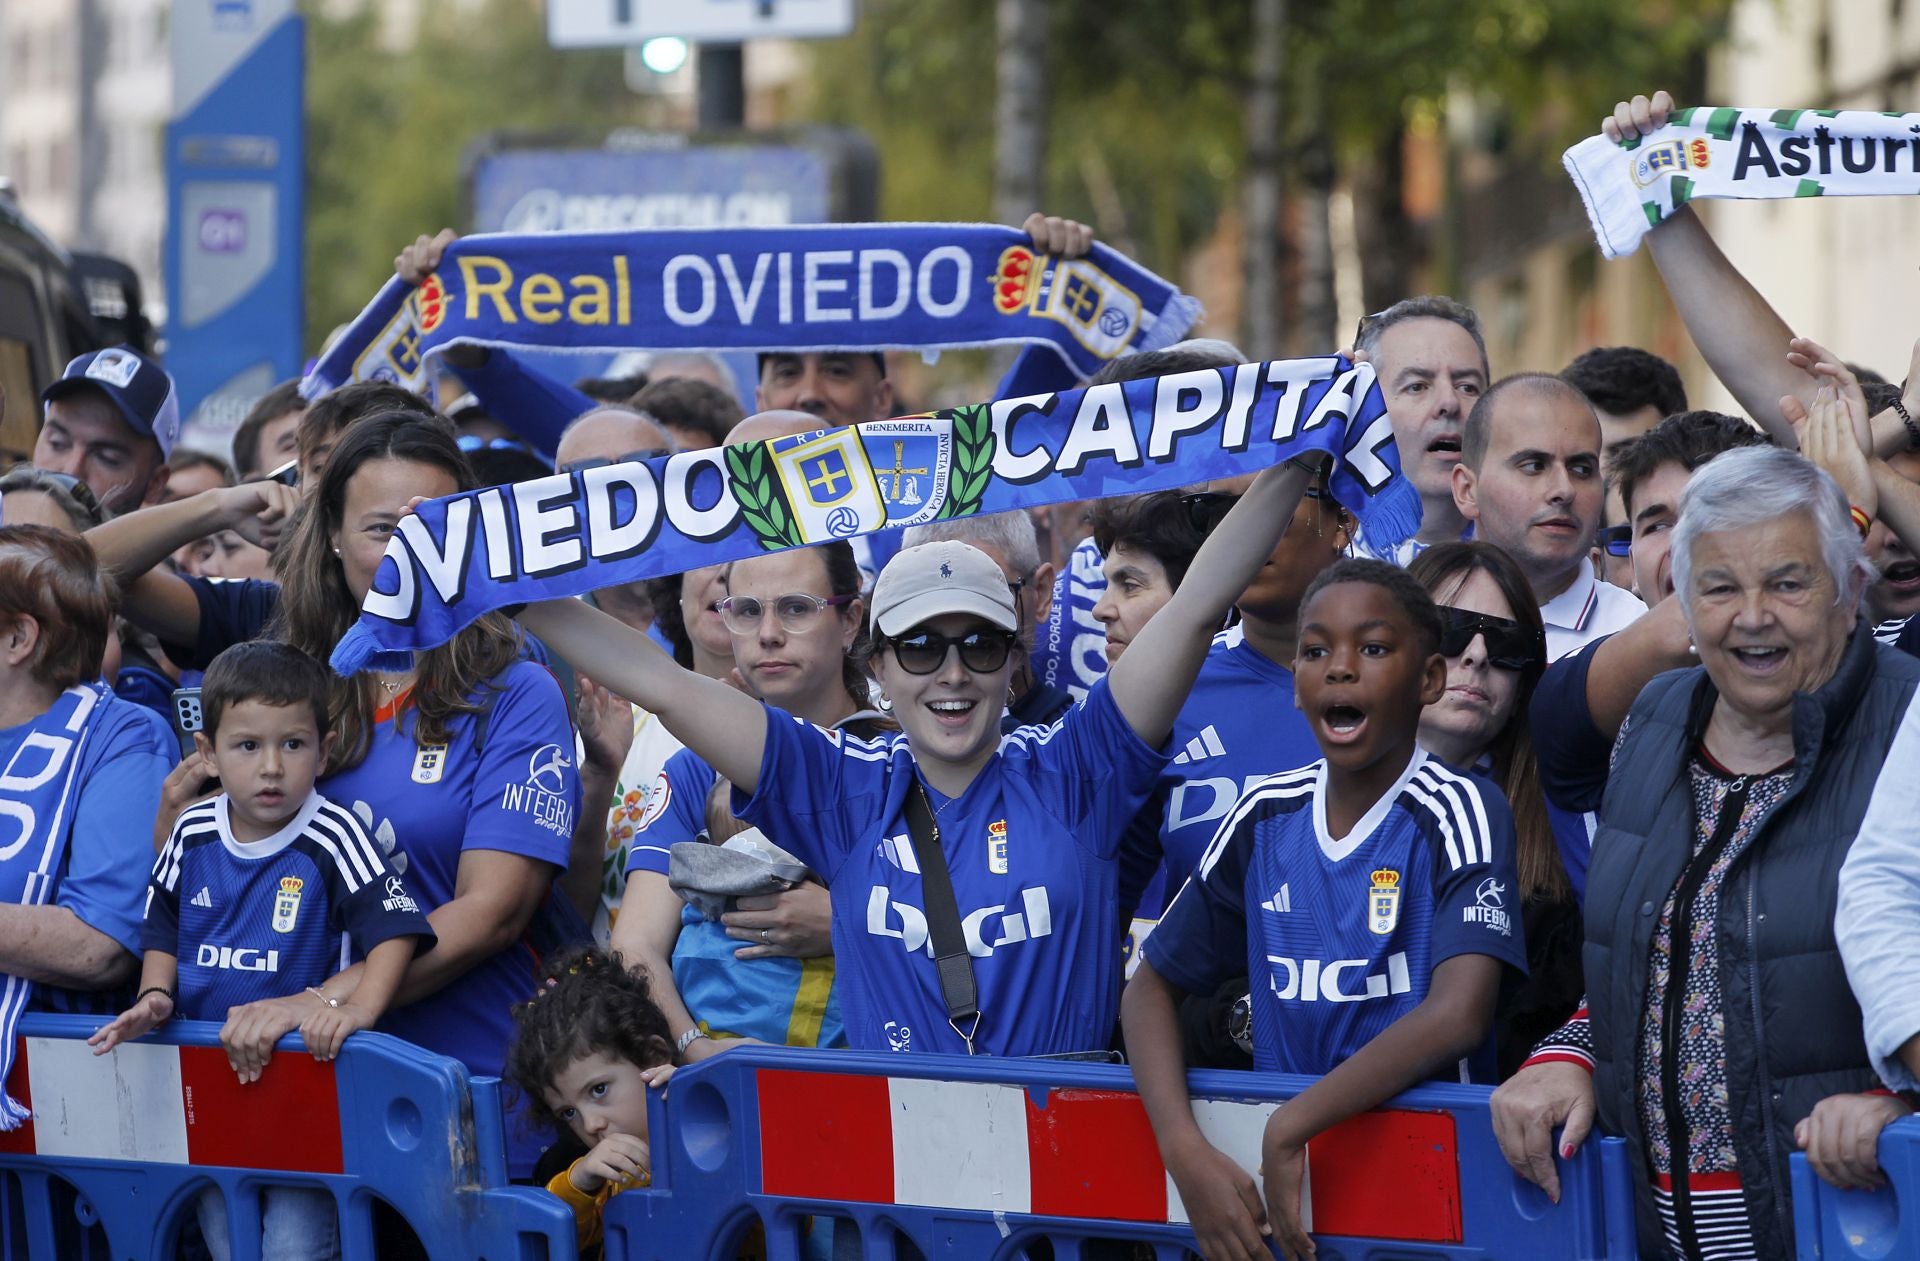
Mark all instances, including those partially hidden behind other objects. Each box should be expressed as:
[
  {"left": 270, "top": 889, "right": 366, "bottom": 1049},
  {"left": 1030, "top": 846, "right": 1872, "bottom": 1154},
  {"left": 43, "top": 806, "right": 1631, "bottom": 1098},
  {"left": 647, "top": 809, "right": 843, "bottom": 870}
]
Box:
[{"left": 761, "top": 928, "right": 772, "bottom": 943}]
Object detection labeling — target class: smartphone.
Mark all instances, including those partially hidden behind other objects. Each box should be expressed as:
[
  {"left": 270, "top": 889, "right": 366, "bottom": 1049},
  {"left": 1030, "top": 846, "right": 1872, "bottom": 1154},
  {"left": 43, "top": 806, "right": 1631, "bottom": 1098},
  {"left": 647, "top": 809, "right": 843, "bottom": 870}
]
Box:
[
  {"left": 264, "top": 458, "right": 299, "bottom": 487},
  {"left": 171, "top": 687, "right": 204, "bottom": 758}
]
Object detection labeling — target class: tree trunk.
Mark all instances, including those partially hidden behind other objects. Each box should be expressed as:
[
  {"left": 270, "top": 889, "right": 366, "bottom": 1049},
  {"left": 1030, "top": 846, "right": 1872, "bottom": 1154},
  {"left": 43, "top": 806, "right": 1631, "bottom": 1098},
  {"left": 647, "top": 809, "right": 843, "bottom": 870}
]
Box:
[
  {"left": 1292, "top": 92, "right": 1336, "bottom": 355},
  {"left": 1242, "top": 0, "right": 1285, "bottom": 358},
  {"left": 992, "top": 0, "right": 1049, "bottom": 227},
  {"left": 1350, "top": 127, "right": 1416, "bottom": 312}
]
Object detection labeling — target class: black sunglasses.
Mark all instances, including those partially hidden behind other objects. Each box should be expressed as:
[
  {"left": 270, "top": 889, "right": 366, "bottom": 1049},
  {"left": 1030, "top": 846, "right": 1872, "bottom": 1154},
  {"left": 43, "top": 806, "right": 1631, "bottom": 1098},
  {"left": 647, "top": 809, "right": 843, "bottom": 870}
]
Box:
[
  {"left": 884, "top": 628, "right": 1018, "bottom": 676},
  {"left": 559, "top": 447, "right": 673, "bottom": 474},
  {"left": 1600, "top": 524, "right": 1633, "bottom": 558},
  {"left": 1436, "top": 608, "right": 1545, "bottom": 672},
  {"left": 457, "top": 435, "right": 536, "bottom": 456},
  {"left": 1180, "top": 491, "right": 1238, "bottom": 535}
]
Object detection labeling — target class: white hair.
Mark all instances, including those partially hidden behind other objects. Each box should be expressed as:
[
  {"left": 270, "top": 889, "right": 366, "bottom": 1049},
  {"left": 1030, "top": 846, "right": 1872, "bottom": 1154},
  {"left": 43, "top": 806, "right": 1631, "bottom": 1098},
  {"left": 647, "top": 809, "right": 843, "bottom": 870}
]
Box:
[
  {"left": 901, "top": 510, "right": 1042, "bottom": 578},
  {"left": 1670, "top": 445, "right": 1875, "bottom": 611}
]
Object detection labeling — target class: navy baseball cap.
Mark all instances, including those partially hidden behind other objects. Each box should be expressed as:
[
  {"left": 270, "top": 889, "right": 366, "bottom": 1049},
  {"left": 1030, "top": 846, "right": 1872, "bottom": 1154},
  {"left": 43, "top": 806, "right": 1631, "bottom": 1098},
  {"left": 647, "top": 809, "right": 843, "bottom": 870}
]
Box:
[{"left": 41, "top": 346, "right": 181, "bottom": 459}]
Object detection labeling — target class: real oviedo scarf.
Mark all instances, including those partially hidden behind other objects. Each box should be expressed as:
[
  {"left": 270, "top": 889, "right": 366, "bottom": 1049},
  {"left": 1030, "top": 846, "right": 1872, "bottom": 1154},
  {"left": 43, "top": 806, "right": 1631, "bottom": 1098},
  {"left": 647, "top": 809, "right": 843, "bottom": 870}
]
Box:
[{"left": 331, "top": 358, "right": 1417, "bottom": 674}]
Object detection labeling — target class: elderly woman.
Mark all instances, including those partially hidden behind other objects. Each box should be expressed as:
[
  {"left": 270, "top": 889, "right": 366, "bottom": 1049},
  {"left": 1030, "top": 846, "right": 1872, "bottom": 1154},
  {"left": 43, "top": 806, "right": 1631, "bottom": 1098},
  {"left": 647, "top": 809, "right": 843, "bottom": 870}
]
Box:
[{"left": 1490, "top": 445, "right": 1920, "bottom": 1260}]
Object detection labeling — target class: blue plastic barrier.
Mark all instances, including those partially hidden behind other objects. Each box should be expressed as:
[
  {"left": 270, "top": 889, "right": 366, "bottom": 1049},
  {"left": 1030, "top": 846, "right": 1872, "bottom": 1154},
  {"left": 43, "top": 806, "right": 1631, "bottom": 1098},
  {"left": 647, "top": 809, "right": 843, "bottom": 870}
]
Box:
[
  {"left": 1791, "top": 1114, "right": 1920, "bottom": 1260},
  {"left": 606, "top": 1046, "right": 1641, "bottom": 1261},
  {"left": 0, "top": 1013, "right": 572, "bottom": 1260}
]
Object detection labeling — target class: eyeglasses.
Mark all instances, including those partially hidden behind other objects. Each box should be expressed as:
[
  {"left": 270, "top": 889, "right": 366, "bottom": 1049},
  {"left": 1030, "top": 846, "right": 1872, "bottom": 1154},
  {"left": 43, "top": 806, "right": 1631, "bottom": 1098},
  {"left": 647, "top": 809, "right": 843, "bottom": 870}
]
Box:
[
  {"left": 716, "top": 592, "right": 855, "bottom": 635},
  {"left": 1600, "top": 524, "right": 1633, "bottom": 558},
  {"left": 558, "top": 448, "right": 673, "bottom": 474},
  {"left": 457, "top": 435, "right": 537, "bottom": 456},
  {"left": 1354, "top": 309, "right": 1391, "bottom": 350},
  {"left": 1437, "top": 608, "right": 1545, "bottom": 672},
  {"left": 883, "top": 628, "right": 1018, "bottom": 675}
]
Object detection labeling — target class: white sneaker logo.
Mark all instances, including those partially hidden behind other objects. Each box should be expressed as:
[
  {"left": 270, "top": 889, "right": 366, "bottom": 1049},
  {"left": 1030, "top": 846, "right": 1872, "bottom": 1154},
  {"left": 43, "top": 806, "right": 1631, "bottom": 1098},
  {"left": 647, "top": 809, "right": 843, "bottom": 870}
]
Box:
[
  {"left": 1260, "top": 884, "right": 1291, "bottom": 914},
  {"left": 190, "top": 887, "right": 213, "bottom": 909},
  {"left": 1173, "top": 725, "right": 1228, "bottom": 765}
]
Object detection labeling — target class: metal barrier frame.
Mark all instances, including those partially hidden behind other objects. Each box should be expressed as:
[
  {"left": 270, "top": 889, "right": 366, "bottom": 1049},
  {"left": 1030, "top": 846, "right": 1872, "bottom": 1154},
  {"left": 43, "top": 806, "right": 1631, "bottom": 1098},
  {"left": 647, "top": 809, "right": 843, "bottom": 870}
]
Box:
[
  {"left": 607, "top": 1046, "right": 1642, "bottom": 1261},
  {"left": 0, "top": 1013, "right": 573, "bottom": 1261}
]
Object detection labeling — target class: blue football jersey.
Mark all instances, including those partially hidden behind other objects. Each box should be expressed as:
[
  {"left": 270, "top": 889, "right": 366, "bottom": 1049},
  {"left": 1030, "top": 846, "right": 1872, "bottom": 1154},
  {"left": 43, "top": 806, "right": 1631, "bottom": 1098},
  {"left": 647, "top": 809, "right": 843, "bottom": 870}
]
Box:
[
  {"left": 144, "top": 793, "right": 434, "bottom": 1022},
  {"left": 1119, "top": 627, "right": 1320, "bottom": 963},
  {"left": 732, "top": 678, "right": 1165, "bottom": 1057},
  {"left": 1145, "top": 749, "right": 1528, "bottom": 1083}
]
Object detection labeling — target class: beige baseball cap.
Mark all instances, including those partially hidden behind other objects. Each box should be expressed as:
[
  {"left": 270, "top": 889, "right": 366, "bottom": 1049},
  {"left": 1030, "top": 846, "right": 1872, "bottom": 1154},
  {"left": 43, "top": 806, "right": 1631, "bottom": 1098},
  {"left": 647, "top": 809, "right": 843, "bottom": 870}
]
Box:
[{"left": 870, "top": 540, "right": 1019, "bottom": 637}]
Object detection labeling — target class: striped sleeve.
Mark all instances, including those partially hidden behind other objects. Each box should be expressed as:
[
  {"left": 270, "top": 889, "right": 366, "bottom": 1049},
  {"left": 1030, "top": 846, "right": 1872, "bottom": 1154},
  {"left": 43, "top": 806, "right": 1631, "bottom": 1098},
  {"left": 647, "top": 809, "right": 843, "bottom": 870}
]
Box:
[
  {"left": 309, "top": 800, "right": 436, "bottom": 958},
  {"left": 1406, "top": 762, "right": 1529, "bottom": 975},
  {"left": 1522, "top": 1002, "right": 1596, "bottom": 1071},
  {"left": 139, "top": 801, "right": 218, "bottom": 954}
]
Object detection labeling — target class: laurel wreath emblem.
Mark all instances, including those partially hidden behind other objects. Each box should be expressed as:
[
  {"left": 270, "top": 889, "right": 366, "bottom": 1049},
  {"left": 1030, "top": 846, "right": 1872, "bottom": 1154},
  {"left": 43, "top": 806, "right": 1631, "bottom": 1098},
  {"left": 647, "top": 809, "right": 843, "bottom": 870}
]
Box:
[
  {"left": 935, "top": 404, "right": 997, "bottom": 520},
  {"left": 724, "top": 441, "right": 804, "bottom": 551}
]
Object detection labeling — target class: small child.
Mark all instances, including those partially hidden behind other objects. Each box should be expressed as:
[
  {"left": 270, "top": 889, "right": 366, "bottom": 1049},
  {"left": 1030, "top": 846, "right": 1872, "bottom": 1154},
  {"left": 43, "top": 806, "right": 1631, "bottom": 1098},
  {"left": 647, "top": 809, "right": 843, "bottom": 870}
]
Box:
[
  {"left": 89, "top": 640, "right": 435, "bottom": 1261},
  {"left": 506, "top": 947, "right": 676, "bottom": 1259},
  {"left": 1123, "top": 559, "right": 1528, "bottom": 1261}
]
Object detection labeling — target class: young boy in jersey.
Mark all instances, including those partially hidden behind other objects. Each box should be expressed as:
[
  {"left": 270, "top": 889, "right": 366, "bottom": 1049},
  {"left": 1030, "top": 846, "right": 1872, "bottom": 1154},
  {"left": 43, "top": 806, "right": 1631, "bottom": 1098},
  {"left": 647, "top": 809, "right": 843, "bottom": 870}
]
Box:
[
  {"left": 1122, "top": 559, "right": 1527, "bottom": 1261},
  {"left": 89, "top": 640, "right": 434, "bottom": 1261}
]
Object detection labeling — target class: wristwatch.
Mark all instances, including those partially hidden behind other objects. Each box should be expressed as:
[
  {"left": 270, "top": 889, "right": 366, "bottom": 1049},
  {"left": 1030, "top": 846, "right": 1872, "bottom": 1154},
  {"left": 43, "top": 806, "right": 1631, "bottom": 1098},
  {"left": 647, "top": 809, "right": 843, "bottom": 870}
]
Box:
[
  {"left": 1228, "top": 993, "right": 1254, "bottom": 1056},
  {"left": 676, "top": 1027, "right": 711, "bottom": 1055}
]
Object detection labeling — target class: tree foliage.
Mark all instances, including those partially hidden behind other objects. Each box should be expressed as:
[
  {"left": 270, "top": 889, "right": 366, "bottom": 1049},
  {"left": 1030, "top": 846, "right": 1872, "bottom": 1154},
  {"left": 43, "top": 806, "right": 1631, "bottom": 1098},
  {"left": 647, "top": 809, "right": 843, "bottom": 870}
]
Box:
[
  {"left": 798, "top": 0, "right": 1732, "bottom": 283},
  {"left": 303, "top": 0, "right": 657, "bottom": 341}
]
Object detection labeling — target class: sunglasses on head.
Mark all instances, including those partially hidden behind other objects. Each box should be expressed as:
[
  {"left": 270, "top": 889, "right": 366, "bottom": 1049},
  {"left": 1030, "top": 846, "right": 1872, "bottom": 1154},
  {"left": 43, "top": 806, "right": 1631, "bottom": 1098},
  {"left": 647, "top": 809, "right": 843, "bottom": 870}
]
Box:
[
  {"left": 558, "top": 448, "right": 674, "bottom": 474},
  {"left": 1600, "top": 524, "right": 1633, "bottom": 558},
  {"left": 884, "top": 627, "right": 1018, "bottom": 676},
  {"left": 1436, "top": 608, "right": 1545, "bottom": 672}
]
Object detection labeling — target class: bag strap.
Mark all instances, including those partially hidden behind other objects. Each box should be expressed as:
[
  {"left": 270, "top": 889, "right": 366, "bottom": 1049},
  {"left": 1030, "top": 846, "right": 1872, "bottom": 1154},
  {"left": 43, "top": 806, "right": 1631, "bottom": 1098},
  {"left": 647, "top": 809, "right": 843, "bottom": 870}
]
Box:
[{"left": 905, "top": 782, "right": 982, "bottom": 1054}]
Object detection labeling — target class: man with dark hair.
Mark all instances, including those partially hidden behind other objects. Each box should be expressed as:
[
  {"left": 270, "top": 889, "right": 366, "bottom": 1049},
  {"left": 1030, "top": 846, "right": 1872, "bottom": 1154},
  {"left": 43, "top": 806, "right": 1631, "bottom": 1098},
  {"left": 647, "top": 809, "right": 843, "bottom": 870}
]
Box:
[
  {"left": 754, "top": 352, "right": 892, "bottom": 430},
  {"left": 1453, "top": 373, "right": 1642, "bottom": 658},
  {"left": 295, "top": 381, "right": 438, "bottom": 488},
  {"left": 1529, "top": 411, "right": 1774, "bottom": 894},
  {"left": 229, "top": 380, "right": 306, "bottom": 480},
  {"left": 1350, "top": 296, "right": 1491, "bottom": 563},
  {"left": 33, "top": 346, "right": 180, "bottom": 512},
  {"left": 629, "top": 376, "right": 741, "bottom": 451},
  {"left": 1562, "top": 346, "right": 1688, "bottom": 453}
]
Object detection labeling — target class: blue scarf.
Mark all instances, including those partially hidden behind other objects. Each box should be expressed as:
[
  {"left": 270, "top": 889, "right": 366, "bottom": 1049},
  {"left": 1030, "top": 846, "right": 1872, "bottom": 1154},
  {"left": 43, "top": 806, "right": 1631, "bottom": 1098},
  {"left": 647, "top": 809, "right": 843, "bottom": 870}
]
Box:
[
  {"left": 0, "top": 682, "right": 112, "bottom": 1127},
  {"left": 332, "top": 358, "right": 1416, "bottom": 674},
  {"left": 302, "top": 224, "right": 1203, "bottom": 398}
]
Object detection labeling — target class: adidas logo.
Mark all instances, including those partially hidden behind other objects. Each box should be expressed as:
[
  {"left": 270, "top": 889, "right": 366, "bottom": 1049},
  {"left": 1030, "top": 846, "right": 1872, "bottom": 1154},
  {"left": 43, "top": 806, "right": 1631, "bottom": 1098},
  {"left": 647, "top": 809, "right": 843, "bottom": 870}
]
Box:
[
  {"left": 1260, "top": 884, "right": 1292, "bottom": 914},
  {"left": 190, "top": 887, "right": 213, "bottom": 909},
  {"left": 1172, "top": 725, "right": 1228, "bottom": 766}
]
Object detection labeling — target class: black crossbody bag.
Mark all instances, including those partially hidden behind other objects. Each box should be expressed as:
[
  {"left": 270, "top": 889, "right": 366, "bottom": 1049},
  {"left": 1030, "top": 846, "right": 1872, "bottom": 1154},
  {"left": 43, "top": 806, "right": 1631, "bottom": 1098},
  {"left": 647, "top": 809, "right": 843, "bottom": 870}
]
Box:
[{"left": 904, "top": 783, "right": 1120, "bottom": 1063}]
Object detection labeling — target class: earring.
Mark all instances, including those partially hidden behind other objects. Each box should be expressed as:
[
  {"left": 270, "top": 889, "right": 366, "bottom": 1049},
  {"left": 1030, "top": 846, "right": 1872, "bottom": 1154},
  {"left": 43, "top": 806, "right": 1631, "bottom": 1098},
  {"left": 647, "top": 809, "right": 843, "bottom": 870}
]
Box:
[
  {"left": 877, "top": 694, "right": 892, "bottom": 712},
  {"left": 332, "top": 547, "right": 342, "bottom": 556}
]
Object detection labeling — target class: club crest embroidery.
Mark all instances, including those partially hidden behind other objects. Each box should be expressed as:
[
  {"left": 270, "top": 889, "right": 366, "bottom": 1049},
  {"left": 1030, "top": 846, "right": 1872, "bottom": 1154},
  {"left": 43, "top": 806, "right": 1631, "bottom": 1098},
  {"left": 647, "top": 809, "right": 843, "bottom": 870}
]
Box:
[
  {"left": 987, "top": 819, "right": 1009, "bottom": 875},
  {"left": 1368, "top": 868, "right": 1401, "bottom": 936},
  {"left": 412, "top": 742, "right": 447, "bottom": 784},
  {"left": 271, "top": 876, "right": 304, "bottom": 934}
]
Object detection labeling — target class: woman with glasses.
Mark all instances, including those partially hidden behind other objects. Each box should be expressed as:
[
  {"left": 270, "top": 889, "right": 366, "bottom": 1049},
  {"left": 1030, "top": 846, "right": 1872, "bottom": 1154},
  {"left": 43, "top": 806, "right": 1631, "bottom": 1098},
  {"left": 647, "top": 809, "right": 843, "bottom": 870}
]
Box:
[
  {"left": 522, "top": 458, "right": 1321, "bottom": 1058},
  {"left": 608, "top": 542, "right": 878, "bottom": 1062},
  {"left": 1408, "top": 541, "right": 1584, "bottom": 1076}
]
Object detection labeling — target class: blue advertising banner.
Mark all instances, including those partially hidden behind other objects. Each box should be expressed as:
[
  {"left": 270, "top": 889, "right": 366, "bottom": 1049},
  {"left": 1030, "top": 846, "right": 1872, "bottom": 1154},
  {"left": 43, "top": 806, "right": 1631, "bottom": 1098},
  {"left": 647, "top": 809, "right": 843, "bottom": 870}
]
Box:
[{"left": 165, "top": 0, "right": 305, "bottom": 456}]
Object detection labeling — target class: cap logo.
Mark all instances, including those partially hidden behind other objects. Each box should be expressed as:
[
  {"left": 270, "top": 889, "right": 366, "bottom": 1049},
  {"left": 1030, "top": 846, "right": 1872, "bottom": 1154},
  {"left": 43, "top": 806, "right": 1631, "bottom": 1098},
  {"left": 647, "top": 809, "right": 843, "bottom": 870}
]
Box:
[
  {"left": 940, "top": 562, "right": 953, "bottom": 579},
  {"left": 83, "top": 349, "right": 141, "bottom": 390}
]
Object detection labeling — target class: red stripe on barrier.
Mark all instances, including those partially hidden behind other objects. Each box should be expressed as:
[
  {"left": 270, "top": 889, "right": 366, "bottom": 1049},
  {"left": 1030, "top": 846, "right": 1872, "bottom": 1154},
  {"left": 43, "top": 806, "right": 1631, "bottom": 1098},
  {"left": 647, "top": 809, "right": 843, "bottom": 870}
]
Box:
[
  {"left": 178, "top": 1046, "right": 343, "bottom": 1174},
  {"left": 1025, "top": 1088, "right": 1167, "bottom": 1221},
  {"left": 757, "top": 1069, "right": 892, "bottom": 1203},
  {"left": 1307, "top": 1109, "right": 1462, "bottom": 1243},
  {"left": 0, "top": 1039, "right": 33, "bottom": 1155}
]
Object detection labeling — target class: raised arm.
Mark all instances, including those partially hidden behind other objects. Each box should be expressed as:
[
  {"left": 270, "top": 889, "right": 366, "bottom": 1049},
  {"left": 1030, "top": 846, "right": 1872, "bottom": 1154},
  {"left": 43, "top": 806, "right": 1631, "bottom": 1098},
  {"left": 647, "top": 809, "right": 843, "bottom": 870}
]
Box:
[
  {"left": 85, "top": 483, "right": 299, "bottom": 644},
  {"left": 1604, "top": 93, "right": 1807, "bottom": 445},
  {"left": 1106, "top": 461, "right": 1312, "bottom": 746},
  {"left": 518, "top": 598, "right": 769, "bottom": 792}
]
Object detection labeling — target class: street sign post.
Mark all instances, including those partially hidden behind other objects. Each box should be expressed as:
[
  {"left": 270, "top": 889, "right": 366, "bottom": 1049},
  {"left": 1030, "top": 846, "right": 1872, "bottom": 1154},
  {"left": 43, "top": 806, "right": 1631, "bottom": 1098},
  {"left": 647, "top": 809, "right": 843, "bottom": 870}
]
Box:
[
  {"left": 546, "top": 0, "right": 855, "bottom": 48},
  {"left": 165, "top": 0, "right": 306, "bottom": 456}
]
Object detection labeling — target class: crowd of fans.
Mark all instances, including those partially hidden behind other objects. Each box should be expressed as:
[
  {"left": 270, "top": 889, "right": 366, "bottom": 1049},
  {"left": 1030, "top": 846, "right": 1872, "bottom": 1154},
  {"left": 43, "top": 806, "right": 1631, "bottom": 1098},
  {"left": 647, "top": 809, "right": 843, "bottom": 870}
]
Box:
[{"left": 5, "top": 91, "right": 1920, "bottom": 1261}]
